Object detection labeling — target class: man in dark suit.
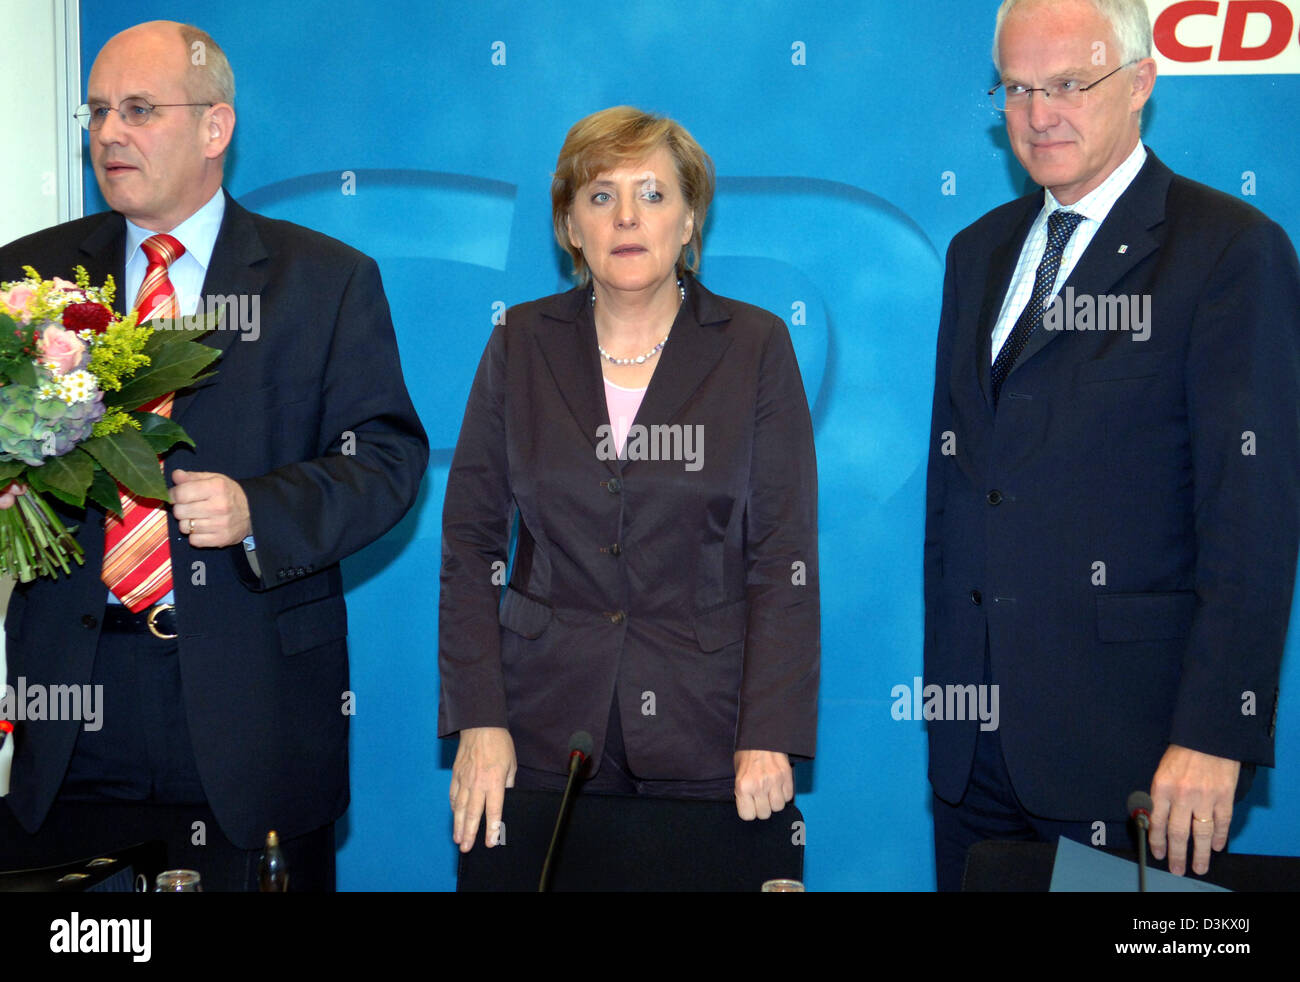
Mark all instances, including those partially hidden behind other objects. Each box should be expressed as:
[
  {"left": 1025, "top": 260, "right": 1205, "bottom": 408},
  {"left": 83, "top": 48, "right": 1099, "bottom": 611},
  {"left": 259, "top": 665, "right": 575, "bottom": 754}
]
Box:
[
  {"left": 924, "top": 0, "right": 1300, "bottom": 890},
  {"left": 0, "top": 21, "right": 427, "bottom": 889}
]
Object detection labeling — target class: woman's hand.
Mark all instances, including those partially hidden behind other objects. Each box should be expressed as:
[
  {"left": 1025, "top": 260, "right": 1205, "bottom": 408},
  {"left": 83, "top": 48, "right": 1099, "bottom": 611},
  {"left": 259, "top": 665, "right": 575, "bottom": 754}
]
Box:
[
  {"left": 450, "top": 726, "right": 517, "bottom": 852},
  {"left": 734, "top": 749, "right": 793, "bottom": 820},
  {"left": 0, "top": 483, "right": 26, "bottom": 509}
]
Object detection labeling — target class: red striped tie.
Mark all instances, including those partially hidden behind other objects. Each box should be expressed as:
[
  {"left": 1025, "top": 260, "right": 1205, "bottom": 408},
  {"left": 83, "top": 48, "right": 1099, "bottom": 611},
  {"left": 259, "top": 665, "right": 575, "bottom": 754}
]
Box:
[{"left": 102, "top": 234, "right": 185, "bottom": 612}]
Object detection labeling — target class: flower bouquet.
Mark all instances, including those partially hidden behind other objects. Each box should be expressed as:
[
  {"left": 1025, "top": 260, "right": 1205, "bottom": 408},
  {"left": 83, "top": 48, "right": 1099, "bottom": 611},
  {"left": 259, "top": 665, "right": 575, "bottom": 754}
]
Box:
[{"left": 0, "top": 266, "right": 220, "bottom": 582}]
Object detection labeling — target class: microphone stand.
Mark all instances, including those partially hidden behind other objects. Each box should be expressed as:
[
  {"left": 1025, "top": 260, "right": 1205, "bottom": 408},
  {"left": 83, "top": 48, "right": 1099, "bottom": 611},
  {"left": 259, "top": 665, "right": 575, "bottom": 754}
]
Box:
[
  {"left": 1136, "top": 817, "right": 1148, "bottom": 894},
  {"left": 539, "top": 747, "right": 588, "bottom": 892},
  {"left": 1127, "top": 791, "right": 1153, "bottom": 894}
]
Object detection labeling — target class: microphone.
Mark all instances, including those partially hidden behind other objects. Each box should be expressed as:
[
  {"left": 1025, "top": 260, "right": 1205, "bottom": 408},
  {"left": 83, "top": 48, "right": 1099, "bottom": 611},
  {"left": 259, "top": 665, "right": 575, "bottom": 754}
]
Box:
[
  {"left": 1127, "top": 790, "right": 1154, "bottom": 893},
  {"left": 568, "top": 730, "right": 594, "bottom": 772},
  {"left": 538, "top": 731, "right": 593, "bottom": 892}
]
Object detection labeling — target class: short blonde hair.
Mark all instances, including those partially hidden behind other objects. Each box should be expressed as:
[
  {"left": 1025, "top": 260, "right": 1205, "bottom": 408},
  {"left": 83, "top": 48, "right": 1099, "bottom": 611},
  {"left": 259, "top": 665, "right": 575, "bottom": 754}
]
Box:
[
  {"left": 993, "top": 0, "right": 1152, "bottom": 71},
  {"left": 551, "top": 106, "right": 715, "bottom": 284},
  {"left": 177, "top": 24, "right": 235, "bottom": 106}
]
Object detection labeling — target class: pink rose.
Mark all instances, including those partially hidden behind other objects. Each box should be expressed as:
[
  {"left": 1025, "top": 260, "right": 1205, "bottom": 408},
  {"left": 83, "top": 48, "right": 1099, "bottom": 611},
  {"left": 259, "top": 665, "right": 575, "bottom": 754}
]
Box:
[
  {"left": 39, "top": 325, "right": 88, "bottom": 375},
  {"left": 1, "top": 283, "right": 35, "bottom": 322},
  {"left": 51, "top": 277, "right": 80, "bottom": 293}
]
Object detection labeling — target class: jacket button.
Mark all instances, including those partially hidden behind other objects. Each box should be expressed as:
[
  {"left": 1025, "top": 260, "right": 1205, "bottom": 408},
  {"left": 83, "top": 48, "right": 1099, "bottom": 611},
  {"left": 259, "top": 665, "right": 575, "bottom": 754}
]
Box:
[
  {"left": 605, "top": 478, "right": 622, "bottom": 494},
  {"left": 987, "top": 490, "right": 1003, "bottom": 506},
  {"left": 969, "top": 590, "right": 982, "bottom": 606},
  {"left": 81, "top": 614, "right": 98, "bottom": 629},
  {"left": 607, "top": 610, "right": 626, "bottom": 625},
  {"left": 609, "top": 543, "right": 622, "bottom": 556}
]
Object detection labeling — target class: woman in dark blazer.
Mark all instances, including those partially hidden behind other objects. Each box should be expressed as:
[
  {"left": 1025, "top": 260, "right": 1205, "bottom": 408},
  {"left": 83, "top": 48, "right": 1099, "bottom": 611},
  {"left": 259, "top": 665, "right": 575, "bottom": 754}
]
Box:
[{"left": 438, "top": 106, "right": 819, "bottom": 852}]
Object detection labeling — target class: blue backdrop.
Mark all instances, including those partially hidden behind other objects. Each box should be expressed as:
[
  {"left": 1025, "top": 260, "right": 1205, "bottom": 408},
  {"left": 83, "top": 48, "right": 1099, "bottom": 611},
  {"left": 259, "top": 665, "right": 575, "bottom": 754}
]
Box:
[{"left": 77, "top": 0, "right": 1300, "bottom": 890}]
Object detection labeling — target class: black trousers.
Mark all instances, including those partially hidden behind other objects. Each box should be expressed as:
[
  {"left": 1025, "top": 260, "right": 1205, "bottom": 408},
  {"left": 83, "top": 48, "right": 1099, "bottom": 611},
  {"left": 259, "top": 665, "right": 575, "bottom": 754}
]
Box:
[
  {"left": 0, "top": 606, "right": 335, "bottom": 891},
  {"left": 931, "top": 719, "right": 1128, "bottom": 892},
  {"left": 514, "top": 695, "right": 737, "bottom": 801},
  {"left": 931, "top": 637, "right": 1128, "bottom": 891}
]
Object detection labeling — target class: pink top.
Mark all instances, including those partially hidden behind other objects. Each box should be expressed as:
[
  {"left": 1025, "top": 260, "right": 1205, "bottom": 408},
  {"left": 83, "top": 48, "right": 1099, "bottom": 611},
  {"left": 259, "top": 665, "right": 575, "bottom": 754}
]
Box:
[{"left": 604, "top": 377, "right": 648, "bottom": 456}]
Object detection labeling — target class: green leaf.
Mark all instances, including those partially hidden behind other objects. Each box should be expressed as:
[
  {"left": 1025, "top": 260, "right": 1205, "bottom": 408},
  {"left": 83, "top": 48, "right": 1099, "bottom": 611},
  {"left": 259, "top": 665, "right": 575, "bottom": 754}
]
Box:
[
  {"left": 87, "top": 465, "right": 124, "bottom": 517},
  {"left": 106, "top": 341, "right": 221, "bottom": 409},
  {"left": 129, "top": 410, "right": 196, "bottom": 454},
  {"left": 26, "top": 447, "right": 92, "bottom": 506},
  {"left": 7, "top": 358, "right": 38, "bottom": 388},
  {"left": 0, "top": 459, "right": 27, "bottom": 484},
  {"left": 25, "top": 468, "right": 83, "bottom": 508},
  {"left": 80, "top": 429, "right": 168, "bottom": 501},
  {"left": 142, "top": 307, "right": 221, "bottom": 345}
]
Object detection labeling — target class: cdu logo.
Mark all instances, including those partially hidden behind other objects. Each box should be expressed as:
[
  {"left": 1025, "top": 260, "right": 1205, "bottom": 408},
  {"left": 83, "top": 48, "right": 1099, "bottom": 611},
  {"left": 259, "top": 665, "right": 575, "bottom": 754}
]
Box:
[{"left": 1148, "top": 0, "right": 1300, "bottom": 73}]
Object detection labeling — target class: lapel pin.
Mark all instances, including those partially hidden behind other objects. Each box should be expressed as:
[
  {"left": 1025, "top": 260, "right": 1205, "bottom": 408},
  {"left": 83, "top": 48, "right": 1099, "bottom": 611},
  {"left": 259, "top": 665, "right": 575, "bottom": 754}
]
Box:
[{"left": 1117, "top": 244, "right": 1129, "bottom": 254}]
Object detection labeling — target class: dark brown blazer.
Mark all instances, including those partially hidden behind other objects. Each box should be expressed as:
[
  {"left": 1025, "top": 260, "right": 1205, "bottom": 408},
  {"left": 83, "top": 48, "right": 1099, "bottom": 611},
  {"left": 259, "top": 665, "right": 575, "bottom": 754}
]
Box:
[{"left": 438, "top": 276, "right": 819, "bottom": 779}]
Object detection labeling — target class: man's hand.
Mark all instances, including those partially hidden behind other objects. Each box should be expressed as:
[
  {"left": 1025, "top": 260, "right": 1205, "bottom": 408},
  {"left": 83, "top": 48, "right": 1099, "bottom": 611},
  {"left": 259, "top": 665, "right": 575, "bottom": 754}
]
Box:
[
  {"left": 170, "top": 469, "right": 252, "bottom": 548},
  {"left": 734, "top": 749, "right": 793, "bottom": 821},
  {"left": 450, "top": 726, "right": 516, "bottom": 853},
  {"left": 1149, "top": 744, "right": 1241, "bottom": 876},
  {"left": 0, "top": 483, "right": 25, "bottom": 510}
]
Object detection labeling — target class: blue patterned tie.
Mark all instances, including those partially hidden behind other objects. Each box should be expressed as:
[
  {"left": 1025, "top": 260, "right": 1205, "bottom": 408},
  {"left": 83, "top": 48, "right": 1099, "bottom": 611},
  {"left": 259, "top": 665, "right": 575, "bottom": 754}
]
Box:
[{"left": 991, "top": 209, "right": 1085, "bottom": 407}]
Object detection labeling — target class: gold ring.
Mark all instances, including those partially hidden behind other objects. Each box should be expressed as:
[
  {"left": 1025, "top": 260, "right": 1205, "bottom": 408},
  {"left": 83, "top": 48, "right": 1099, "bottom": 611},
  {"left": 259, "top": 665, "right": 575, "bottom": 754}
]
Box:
[{"left": 1193, "top": 816, "right": 1214, "bottom": 824}]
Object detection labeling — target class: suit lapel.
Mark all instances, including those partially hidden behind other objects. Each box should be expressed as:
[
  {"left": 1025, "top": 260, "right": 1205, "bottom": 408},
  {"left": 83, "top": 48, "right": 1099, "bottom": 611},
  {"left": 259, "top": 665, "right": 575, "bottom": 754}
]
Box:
[
  {"left": 977, "top": 203, "right": 1038, "bottom": 411},
  {"left": 629, "top": 278, "right": 733, "bottom": 442},
  {"left": 78, "top": 213, "right": 127, "bottom": 311},
  {"left": 172, "top": 192, "right": 268, "bottom": 424},
  {"left": 535, "top": 286, "right": 618, "bottom": 473},
  {"left": 1009, "top": 151, "right": 1171, "bottom": 375}
]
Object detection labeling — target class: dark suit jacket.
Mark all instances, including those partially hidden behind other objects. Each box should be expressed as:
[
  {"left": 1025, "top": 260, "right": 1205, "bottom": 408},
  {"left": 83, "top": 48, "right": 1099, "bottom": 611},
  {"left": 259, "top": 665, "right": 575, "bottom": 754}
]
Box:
[
  {"left": 924, "top": 149, "right": 1300, "bottom": 820},
  {"left": 0, "top": 192, "right": 428, "bottom": 848},
  {"left": 438, "top": 277, "right": 819, "bottom": 780}
]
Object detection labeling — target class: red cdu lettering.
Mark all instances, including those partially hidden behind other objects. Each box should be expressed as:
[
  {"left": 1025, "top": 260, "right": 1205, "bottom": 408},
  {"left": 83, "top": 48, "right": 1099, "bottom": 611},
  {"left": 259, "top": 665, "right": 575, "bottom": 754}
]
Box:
[
  {"left": 1155, "top": 1, "right": 1220, "bottom": 61},
  {"left": 1220, "top": 0, "right": 1295, "bottom": 59}
]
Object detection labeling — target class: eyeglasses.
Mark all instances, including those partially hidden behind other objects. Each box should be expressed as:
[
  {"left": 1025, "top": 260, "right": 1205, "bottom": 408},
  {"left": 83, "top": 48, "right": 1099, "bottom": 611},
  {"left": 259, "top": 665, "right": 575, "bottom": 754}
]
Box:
[
  {"left": 74, "top": 97, "right": 214, "bottom": 131},
  {"left": 989, "top": 61, "right": 1137, "bottom": 112}
]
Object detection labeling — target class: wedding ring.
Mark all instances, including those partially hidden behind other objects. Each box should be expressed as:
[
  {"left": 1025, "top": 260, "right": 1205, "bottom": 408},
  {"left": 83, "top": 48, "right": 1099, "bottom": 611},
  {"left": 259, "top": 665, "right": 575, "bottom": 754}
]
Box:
[{"left": 1193, "top": 816, "right": 1213, "bottom": 824}]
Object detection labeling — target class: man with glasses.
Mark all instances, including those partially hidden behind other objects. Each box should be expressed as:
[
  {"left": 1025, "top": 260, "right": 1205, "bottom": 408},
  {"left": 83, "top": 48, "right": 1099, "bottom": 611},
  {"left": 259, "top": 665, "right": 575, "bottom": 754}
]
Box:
[
  {"left": 925, "top": 0, "right": 1300, "bottom": 890},
  {"left": 0, "top": 21, "right": 427, "bottom": 889}
]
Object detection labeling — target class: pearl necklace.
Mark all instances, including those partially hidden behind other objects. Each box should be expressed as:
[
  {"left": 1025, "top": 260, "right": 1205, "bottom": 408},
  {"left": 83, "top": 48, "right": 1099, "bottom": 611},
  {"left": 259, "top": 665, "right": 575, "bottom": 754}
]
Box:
[{"left": 594, "top": 280, "right": 684, "bottom": 366}]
